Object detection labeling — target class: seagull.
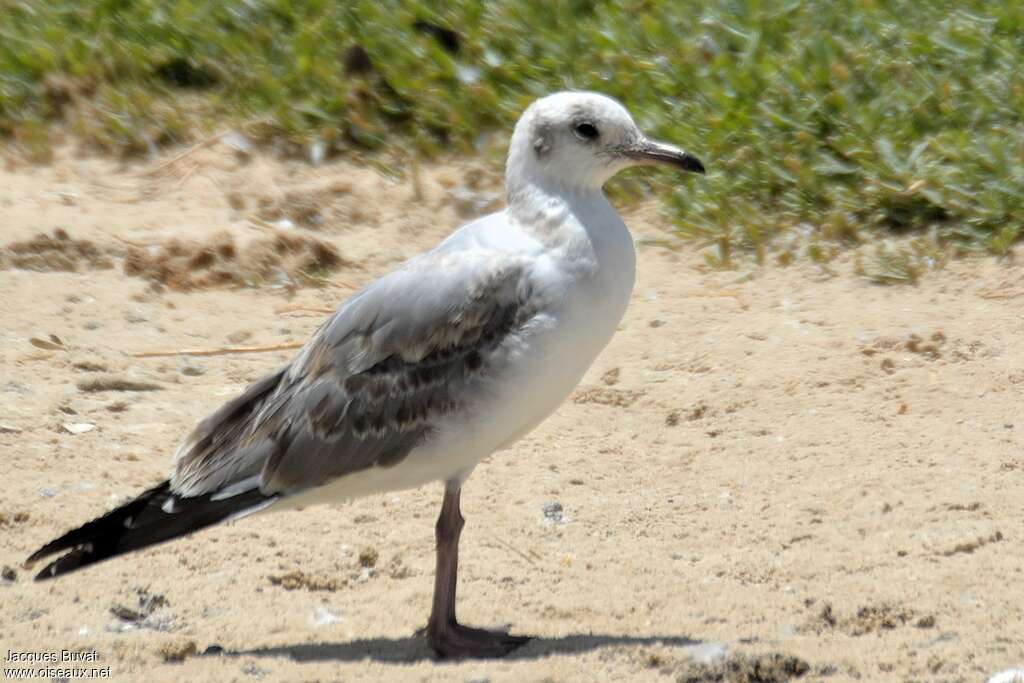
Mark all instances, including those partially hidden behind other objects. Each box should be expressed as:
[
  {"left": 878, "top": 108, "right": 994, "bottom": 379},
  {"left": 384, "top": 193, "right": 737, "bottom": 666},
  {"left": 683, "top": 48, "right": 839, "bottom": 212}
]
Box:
[{"left": 26, "top": 91, "right": 704, "bottom": 659}]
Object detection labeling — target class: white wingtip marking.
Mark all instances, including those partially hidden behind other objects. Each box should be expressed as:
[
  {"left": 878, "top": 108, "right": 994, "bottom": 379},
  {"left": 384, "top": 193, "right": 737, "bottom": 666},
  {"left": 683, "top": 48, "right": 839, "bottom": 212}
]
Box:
[
  {"left": 224, "top": 497, "right": 278, "bottom": 523},
  {"left": 210, "top": 475, "right": 261, "bottom": 501}
]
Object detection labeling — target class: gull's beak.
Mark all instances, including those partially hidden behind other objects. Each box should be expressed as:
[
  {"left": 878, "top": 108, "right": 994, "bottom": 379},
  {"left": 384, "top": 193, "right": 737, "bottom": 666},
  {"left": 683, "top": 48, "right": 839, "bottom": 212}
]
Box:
[{"left": 625, "top": 139, "right": 705, "bottom": 174}]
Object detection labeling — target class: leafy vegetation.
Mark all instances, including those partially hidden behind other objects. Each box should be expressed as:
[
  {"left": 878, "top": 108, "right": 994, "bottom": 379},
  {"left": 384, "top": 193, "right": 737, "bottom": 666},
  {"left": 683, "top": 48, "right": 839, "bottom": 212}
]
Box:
[{"left": 2, "top": 1, "right": 1022, "bottom": 265}]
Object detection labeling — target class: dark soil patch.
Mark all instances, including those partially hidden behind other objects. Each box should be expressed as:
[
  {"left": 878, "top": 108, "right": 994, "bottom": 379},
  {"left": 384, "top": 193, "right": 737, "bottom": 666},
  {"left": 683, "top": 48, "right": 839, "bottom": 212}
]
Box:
[
  {"left": 267, "top": 570, "right": 346, "bottom": 592},
  {"left": 254, "top": 182, "right": 355, "bottom": 229},
  {"left": 123, "top": 230, "right": 345, "bottom": 290},
  {"left": 0, "top": 229, "right": 114, "bottom": 272},
  {"left": 806, "top": 601, "right": 936, "bottom": 636},
  {"left": 76, "top": 376, "right": 163, "bottom": 393},
  {"left": 676, "top": 653, "right": 811, "bottom": 683},
  {"left": 572, "top": 386, "right": 644, "bottom": 407}
]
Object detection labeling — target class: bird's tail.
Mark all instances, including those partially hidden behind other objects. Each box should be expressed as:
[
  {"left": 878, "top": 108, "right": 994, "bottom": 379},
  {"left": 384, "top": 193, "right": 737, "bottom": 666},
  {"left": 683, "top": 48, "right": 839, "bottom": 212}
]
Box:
[{"left": 26, "top": 481, "right": 276, "bottom": 581}]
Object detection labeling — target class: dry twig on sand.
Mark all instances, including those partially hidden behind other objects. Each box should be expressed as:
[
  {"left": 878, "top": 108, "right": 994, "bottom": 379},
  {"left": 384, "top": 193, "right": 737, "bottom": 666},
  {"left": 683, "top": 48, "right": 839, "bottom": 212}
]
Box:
[
  {"left": 489, "top": 536, "right": 539, "bottom": 566},
  {"left": 132, "top": 342, "right": 304, "bottom": 359},
  {"left": 274, "top": 304, "right": 336, "bottom": 316},
  {"left": 99, "top": 230, "right": 157, "bottom": 249},
  {"left": 135, "top": 118, "right": 272, "bottom": 180},
  {"left": 684, "top": 289, "right": 750, "bottom": 309}
]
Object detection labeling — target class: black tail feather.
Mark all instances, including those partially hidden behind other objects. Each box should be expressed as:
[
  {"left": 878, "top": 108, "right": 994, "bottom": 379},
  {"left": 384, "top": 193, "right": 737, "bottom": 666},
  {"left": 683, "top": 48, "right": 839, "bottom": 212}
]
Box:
[{"left": 27, "top": 480, "right": 276, "bottom": 580}]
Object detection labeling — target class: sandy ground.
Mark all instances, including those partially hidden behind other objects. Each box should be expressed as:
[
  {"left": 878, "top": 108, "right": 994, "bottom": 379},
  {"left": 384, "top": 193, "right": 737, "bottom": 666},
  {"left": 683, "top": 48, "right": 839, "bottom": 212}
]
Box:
[{"left": 0, "top": 143, "right": 1022, "bottom": 683}]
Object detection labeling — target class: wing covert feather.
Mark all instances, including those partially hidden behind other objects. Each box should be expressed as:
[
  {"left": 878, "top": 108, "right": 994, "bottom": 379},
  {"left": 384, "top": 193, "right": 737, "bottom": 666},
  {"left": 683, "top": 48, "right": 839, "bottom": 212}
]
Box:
[{"left": 171, "top": 248, "right": 535, "bottom": 498}]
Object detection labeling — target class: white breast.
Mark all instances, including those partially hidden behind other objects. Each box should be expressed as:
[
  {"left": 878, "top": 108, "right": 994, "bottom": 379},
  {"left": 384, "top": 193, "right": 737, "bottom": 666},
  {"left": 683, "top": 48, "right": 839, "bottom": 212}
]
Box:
[
  {"left": 288, "top": 198, "right": 636, "bottom": 505},
  {"left": 432, "top": 196, "right": 637, "bottom": 467}
]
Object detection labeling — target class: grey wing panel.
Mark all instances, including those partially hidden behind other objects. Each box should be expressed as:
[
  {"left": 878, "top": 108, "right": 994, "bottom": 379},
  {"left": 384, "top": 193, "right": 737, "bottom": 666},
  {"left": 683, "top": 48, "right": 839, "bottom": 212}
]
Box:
[
  {"left": 257, "top": 258, "right": 531, "bottom": 495},
  {"left": 170, "top": 247, "right": 535, "bottom": 499}
]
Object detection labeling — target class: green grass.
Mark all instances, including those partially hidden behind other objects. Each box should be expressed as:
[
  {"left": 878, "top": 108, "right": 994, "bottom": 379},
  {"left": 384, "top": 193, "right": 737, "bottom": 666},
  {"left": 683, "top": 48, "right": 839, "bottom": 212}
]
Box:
[{"left": 2, "top": 1, "right": 1022, "bottom": 266}]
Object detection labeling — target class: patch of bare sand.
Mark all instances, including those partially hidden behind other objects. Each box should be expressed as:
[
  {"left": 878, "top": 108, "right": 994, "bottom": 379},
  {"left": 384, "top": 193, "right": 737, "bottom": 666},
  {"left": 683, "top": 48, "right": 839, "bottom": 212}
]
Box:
[{"left": 0, "top": 144, "right": 1022, "bottom": 682}]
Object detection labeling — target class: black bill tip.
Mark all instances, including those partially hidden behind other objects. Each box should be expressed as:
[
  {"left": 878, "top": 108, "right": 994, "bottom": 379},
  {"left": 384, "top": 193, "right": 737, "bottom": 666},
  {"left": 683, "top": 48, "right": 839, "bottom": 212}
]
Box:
[
  {"left": 627, "top": 139, "right": 705, "bottom": 174},
  {"left": 677, "top": 151, "right": 705, "bottom": 174}
]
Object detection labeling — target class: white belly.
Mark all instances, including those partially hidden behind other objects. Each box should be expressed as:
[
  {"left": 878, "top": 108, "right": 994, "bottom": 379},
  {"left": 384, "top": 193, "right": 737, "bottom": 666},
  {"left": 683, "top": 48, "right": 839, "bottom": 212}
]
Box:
[{"left": 280, "top": 295, "right": 627, "bottom": 510}]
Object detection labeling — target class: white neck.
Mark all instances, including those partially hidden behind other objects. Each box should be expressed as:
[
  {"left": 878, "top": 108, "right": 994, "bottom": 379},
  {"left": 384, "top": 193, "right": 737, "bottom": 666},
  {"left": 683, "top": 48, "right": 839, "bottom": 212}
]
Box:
[
  {"left": 506, "top": 176, "right": 613, "bottom": 241},
  {"left": 504, "top": 126, "right": 631, "bottom": 260}
]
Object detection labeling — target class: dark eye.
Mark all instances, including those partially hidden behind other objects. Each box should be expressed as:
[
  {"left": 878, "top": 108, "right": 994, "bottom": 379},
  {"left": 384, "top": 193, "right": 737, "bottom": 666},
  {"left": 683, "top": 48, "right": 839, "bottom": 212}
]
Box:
[{"left": 573, "top": 122, "right": 599, "bottom": 141}]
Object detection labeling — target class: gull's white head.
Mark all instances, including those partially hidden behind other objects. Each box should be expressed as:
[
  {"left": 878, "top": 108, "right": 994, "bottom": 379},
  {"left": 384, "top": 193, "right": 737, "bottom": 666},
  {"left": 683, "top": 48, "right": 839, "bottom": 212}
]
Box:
[{"left": 506, "top": 91, "right": 704, "bottom": 197}]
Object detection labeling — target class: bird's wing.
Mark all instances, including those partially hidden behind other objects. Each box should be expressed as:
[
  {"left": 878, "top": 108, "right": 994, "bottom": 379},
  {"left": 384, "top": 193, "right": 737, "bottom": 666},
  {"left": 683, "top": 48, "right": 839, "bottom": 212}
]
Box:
[{"left": 170, "top": 244, "right": 535, "bottom": 499}]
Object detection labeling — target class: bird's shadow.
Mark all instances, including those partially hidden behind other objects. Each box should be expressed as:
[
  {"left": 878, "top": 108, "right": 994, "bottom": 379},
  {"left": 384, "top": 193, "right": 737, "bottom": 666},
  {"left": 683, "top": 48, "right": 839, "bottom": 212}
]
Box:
[{"left": 205, "top": 632, "right": 704, "bottom": 664}]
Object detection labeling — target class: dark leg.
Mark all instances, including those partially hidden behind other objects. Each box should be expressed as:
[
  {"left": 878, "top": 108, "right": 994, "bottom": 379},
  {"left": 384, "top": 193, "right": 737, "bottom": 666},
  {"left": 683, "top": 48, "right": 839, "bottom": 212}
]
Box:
[{"left": 425, "top": 481, "right": 530, "bottom": 658}]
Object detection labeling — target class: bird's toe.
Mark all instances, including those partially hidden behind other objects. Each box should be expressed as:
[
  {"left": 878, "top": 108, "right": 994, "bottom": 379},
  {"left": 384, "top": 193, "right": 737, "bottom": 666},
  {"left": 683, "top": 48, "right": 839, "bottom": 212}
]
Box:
[{"left": 426, "top": 622, "right": 531, "bottom": 659}]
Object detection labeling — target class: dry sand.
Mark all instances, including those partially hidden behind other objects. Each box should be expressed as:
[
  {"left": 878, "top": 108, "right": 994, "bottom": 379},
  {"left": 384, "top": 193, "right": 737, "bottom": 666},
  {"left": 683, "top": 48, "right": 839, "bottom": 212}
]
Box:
[{"left": 0, "top": 143, "right": 1021, "bottom": 683}]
